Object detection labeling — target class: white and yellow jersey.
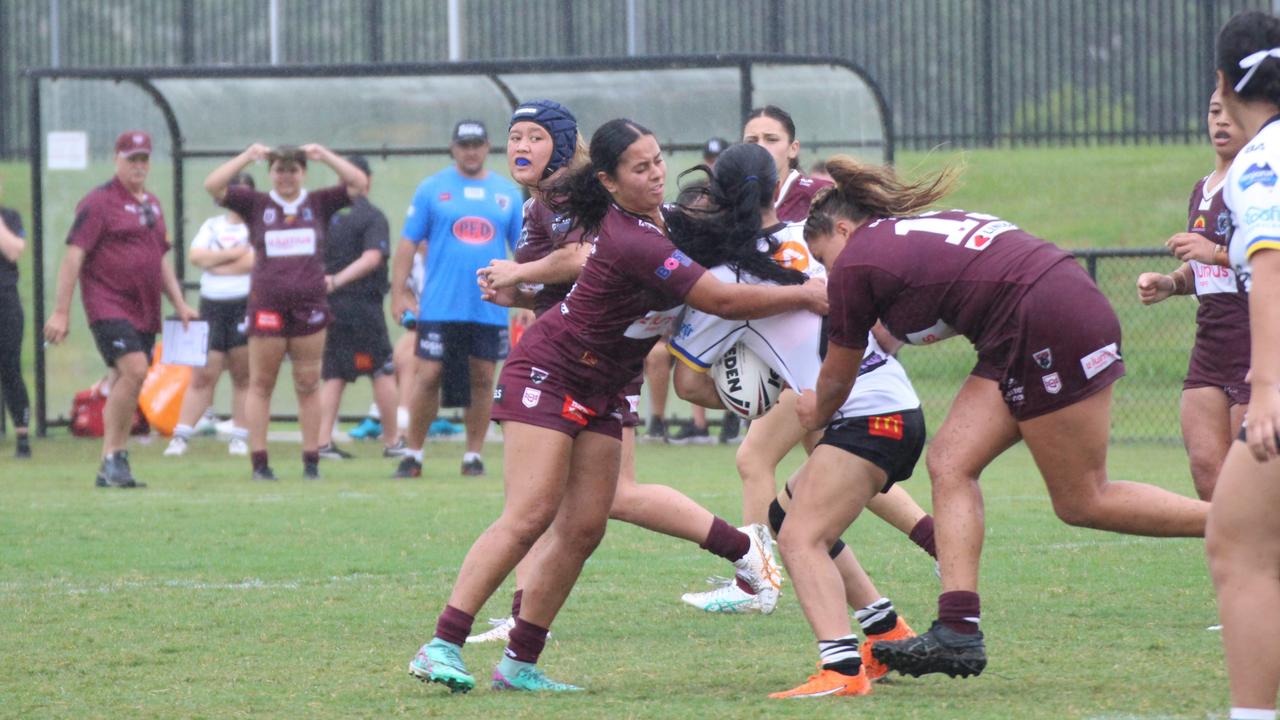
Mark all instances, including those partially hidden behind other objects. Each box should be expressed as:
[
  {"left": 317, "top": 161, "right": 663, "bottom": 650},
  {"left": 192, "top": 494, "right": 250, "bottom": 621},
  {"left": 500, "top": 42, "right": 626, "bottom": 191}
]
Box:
[
  {"left": 1225, "top": 117, "right": 1280, "bottom": 292},
  {"left": 668, "top": 222, "right": 920, "bottom": 422}
]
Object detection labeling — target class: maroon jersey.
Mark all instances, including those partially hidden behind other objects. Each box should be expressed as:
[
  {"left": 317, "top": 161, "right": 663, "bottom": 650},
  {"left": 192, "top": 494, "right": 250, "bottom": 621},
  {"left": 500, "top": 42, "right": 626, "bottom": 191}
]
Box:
[
  {"left": 776, "top": 171, "right": 832, "bottom": 223},
  {"left": 514, "top": 197, "right": 584, "bottom": 317},
  {"left": 67, "top": 177, "right": 170, "bottom": 332},
  {"left": 223, "top": 185, "right": 351, "bottom": 310},
  {"left": 515, "top": 204, "right": 706, "bottom": 396},
  {"left": 827, "top": 210, "right": 1073, "bottom": 353},
  {"left": 1184, "top": 176, "right": 1251, "bottom": 392}
]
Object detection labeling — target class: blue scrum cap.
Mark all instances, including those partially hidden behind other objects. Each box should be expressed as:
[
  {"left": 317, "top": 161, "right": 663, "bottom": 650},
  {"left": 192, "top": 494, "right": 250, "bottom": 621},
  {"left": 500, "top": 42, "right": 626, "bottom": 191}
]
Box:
[{"left": 510, "top": 99, "right": 579, "bottom": 178}]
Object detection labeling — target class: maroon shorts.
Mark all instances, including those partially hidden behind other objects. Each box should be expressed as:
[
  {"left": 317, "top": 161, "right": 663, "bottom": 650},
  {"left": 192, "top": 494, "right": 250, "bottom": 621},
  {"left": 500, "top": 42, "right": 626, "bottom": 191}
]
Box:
[
  {"left": 246, "top": 302, "right": 330, "bottom": 338},
  {"left": 490, "top": 356, "right": 623, "bottom": 440},
  {"left": 973, "top": 261, "right": 1125, "bottom": 421},
  {"left": 617, "top": 375, "right": 643, "bottom": 429},
  {"left": 1184, "top": 345, "right": 1251, "bottom": 407}
]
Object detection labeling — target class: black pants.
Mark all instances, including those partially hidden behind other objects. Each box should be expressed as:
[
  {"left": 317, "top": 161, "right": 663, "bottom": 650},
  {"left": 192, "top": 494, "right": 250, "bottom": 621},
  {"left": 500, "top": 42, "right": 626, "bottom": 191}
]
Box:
[{"left": 0, "top": 285, "right": 30, "bottom": 430}]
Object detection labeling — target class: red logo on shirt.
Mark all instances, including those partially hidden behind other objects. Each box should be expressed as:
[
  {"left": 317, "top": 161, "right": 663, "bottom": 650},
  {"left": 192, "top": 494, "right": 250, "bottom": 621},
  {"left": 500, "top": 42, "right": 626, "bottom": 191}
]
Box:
[
  {"left": 254, "top": 310, "right": 282, "bottom": 331},
  {"left": 438, "top": 192, "right": 451, "bottom": 202},
  {"left": 868, "top": 413, "right": 904, "bottom": 440},
  {"left": 453, "top": 216, "right": 496, "bottom": 244}
]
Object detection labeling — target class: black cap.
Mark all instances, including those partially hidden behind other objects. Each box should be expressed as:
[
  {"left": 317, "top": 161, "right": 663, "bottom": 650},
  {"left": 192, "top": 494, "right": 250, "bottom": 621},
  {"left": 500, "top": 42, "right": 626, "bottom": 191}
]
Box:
[
  {"left": 347, "top": 154, "right": 371, "bottom": 178},
  {"left": 452, "top": 120, "right": 488, "bottom": 145},
  {"left": 703, "top": 137, "right": 730, "bottom": 159}
]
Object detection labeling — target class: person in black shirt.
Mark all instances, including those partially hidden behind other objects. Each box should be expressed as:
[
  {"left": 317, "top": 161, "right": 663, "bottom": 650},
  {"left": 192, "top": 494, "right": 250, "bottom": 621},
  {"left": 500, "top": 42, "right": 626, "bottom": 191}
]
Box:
[
  {"left": 316, "top": 156, "right": 398, "bottom": 458},
  {"left": 0, "top": 187, "right": 31, "bottom": 459}
]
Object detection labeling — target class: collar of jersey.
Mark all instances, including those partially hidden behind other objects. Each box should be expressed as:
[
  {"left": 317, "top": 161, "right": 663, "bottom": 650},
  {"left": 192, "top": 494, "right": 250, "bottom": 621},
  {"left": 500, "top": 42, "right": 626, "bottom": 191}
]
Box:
[
  {"left": 774, "top": 169, "right": 801, "bottom": 210},
  {"left": 269, "top": 188, "right": 310, "bottom": 215}
]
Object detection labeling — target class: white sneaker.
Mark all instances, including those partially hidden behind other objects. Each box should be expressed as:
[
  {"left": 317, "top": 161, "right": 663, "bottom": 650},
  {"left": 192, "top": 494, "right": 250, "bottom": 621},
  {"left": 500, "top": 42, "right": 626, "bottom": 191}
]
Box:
[
  {"left": 228, "top": 438, "right": 248, "bottom": 456},
  {"left": 163, "top": 436, "right": 188, "bottom": 457},
  {"left": 193, "top": 410, "right": 218, "bottom": 436},
  {"left": 215, "top": 419, "right": 237, "bottom": 437},
  {"left": 681, "top": 577, "right": 767, "bottom": 614},
  {"left": 466, "top": 616, "right": 516, "bottom": 643},
  {"left": 733, "top": 523, "right": 783, "bottom": 608}
]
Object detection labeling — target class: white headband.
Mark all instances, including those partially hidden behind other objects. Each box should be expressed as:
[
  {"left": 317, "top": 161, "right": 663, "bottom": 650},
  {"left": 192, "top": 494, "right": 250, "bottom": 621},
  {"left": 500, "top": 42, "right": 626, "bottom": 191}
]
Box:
[{"left": 1235, "top": 47, "right": 1280, "bottom": 92}]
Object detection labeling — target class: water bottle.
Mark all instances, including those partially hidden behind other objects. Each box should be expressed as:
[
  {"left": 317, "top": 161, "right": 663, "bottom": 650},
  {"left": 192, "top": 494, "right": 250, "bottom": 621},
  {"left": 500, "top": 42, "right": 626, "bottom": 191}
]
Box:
[{"left": 400, "top": 310, "right": 418, "bottom": 330}]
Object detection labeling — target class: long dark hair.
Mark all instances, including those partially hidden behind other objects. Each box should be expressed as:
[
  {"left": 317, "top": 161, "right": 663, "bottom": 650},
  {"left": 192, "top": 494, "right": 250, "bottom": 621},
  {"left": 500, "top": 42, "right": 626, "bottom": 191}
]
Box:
[
  {"left": 745, "top": 105, "right": 800, "bottom": 170},
  {"left": 544, "top": 118, "right": 653, "bottom": 238},
  {"left": 667, "top": 143, "right": 806, "bottom": 286},
  {"left": 805, "top": 154, "right": 956, "bottom": 240},
  {"left": 1218, "top": 11, "right": 1280, "bottom": 104}
]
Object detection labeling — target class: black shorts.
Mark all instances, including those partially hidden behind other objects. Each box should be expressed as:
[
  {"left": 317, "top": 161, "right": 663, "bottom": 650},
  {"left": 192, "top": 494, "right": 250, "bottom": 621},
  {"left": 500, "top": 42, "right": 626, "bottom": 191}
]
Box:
[
  {"left": 816, "top": 407, "right": 926, "bottom": 493},
  {"left": 415, "top": 321, "right": 509, "bottom": 362},
  {"left": 90, "top": 319, "right": 155, "bottom": 367},
  {"left": 323, "top": 298, "right": 394, "bottom": 382},
  {"left": 199, "top": 297, "right": 248, "bottom": 353}
]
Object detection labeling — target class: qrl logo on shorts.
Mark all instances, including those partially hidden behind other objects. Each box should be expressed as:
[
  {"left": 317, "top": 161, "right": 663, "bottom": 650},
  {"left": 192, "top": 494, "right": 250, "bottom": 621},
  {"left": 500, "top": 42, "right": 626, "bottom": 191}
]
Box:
[
  {"left": 561, "top": 396, "right": 598, "bottom": 427},
  {"left": 452, "top": 216, "right": 496, "bottom": 245},
  {"left": 255, "top": 310, "right": 282, "bottom": 331},
  {"left": 868, "top": 414, "right": 904, "bottom": 440}
]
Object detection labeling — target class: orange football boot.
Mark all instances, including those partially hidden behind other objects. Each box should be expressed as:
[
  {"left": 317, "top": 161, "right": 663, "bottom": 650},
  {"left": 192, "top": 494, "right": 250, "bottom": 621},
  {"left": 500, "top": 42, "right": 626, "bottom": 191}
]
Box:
[{"left": 861, "top": 616, "right": 916, "bottom": 681}]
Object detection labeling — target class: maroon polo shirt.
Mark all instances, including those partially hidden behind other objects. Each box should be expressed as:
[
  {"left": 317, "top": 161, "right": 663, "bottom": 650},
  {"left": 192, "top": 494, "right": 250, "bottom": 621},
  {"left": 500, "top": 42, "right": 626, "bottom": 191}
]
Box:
[{"left": 66, "top": 176, "right": 170, "bottom": 333}]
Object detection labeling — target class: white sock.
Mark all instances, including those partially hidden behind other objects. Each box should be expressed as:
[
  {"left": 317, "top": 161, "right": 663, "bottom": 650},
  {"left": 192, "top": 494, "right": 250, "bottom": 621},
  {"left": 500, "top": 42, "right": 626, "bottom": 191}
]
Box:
[
  {"left": 854, "top": 597, "right": 894, "bottom": 630},
  {"left": 173, "top": 424, "right": 194, "bottom": 440},
  {"left": 367, "top": 403, "right": 381, "bottom": 421},
  {"left": 230, "top": 426, "right": 249, "bottom": 440},
  {"left": 1231, "top": 709, "right": 1277, "bottom": 720},
  {"left": 817, "top": 635, "right": 861, "bottom": 672},
  {"left": 463, "top": 451, "right": 481, "bottom": 463},
  {"left": 408, "top": 449, "right": 423, "bottom": 463},
  {"left": 397, "top": 407, "right": 410, "bottom": 432}
]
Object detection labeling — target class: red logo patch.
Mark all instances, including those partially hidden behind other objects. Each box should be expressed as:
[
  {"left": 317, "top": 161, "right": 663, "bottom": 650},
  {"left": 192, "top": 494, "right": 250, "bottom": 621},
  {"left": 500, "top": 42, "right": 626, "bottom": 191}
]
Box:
[
  {"left": 867, "top": 413, "right": 904, "bottom": 440},
  {"left": 438, "top": 192, "right": 451, "bottom": 201},
  {"left": 452, "top": 216, "right": 496, "bottom": 245},
  {"left": 353, "top": 352, "right": 373, "bottom": 372},
  {"left": 254, "top": 310, "right": 282, "bottom": 331},
  {"left": 561, "top": 396, "right": 598, "bottom": 426}
]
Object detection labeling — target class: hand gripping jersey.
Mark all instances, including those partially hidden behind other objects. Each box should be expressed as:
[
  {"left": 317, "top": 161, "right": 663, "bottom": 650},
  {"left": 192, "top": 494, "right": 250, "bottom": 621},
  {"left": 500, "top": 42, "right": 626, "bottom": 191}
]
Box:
[
  {"left": 670, "top": 222, "right": 919, "bottom": 422},
  {"left": 826, "top": 209, "right": 1073, "bottom": 354},
  {"left": 1225, "top": 117, "right": 1280, "bottom": 292},
  {"left": 514, "top": 197, "right": 586, "bottom": 317}
]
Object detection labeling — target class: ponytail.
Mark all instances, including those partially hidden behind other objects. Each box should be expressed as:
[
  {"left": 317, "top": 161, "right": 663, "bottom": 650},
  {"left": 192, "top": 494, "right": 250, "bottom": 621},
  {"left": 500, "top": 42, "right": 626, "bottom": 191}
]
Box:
[
  {"left": 806, "top": 155, "right": 957, "bottom": 237},
  {"left": 544, "top": 119, "right": 652, "bottom": 239}
]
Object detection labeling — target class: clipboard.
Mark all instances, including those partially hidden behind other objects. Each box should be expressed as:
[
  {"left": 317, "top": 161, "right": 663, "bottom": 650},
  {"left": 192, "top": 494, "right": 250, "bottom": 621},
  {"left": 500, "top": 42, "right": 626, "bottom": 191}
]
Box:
[{"left": 160, "top": 319, "right": 210, "bottom": 367}]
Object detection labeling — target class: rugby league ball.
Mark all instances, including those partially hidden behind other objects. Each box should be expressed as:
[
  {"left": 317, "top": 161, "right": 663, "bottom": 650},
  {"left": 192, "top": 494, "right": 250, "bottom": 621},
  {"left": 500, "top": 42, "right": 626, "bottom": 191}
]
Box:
[{"left": 712, "top": 341, "right": 784, "bottom": 420}]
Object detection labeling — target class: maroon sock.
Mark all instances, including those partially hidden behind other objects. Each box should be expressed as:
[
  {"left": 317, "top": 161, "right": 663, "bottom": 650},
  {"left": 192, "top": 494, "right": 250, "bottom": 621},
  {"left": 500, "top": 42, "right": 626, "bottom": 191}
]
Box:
[
  {"left": 433, "top": 604, "right": 475, "bottom": 646},
  {"left": 938, "top": 591, "right": 981, "bottom": 635},
  {"left": 302, "top": 450, "right": 319, "bottom": 465},
  {"left": 734, "top": 575, "right": 757, "bottom": 596},
  {"left": 505, "top": 617, "right": 550, "bottom": 664},
  {"left": 510, "top": 589, "right": 523, "bottom": 618},
  {"left": 251, "top": 451, "right": 268, "bottom": 471},
  {"left": 909, "top": 515, "right": 937, "bottom": 559},
  {"left": 700, "top": 516, "right": 751, "bottom": 562}
]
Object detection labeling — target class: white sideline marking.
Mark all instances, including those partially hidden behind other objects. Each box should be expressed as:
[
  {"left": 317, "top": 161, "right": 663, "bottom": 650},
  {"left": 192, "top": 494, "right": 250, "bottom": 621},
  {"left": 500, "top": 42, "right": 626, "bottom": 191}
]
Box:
[{"left": 0, "top": 572, "right": 397, "bottom": 596}]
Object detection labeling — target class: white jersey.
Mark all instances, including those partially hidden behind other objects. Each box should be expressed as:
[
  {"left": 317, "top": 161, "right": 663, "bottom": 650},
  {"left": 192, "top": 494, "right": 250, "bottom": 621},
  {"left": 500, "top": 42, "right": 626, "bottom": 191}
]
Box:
[
  {"left": 668, "top": 223, "right": 919, "bottom": 423},
  {"left": 190, "top": 214, "right": 250, "bottom": 300},
  {"left": 1225, "top": 117, "right": 1280, "bottom": 292}
]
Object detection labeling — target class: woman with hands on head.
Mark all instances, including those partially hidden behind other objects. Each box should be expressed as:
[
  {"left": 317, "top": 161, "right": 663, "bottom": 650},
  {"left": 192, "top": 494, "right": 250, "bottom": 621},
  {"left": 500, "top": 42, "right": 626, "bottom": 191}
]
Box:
[{"left": 203, "top": 142, "right": 368, "bottom": 481}]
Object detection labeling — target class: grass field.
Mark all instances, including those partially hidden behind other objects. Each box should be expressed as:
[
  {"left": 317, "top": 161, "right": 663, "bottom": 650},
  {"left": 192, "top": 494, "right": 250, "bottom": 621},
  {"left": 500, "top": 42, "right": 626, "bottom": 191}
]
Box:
[{"left": 0, "top": 436, "right": 1221, "bottom": 719}]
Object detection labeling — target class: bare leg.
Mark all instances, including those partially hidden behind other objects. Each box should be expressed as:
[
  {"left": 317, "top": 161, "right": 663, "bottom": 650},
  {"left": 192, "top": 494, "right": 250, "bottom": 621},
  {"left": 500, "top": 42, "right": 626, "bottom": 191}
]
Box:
[
  {"left": 317, "top": 378, "right": 346, "bottom": 446},
  {"left": 1207, "top": 442, "right": 1280, "bottom": 711},
  {"left": 446, "top": 422, "right": 573, "bottom": 614},
  {"left": 175, "top": 351, "right": 224, "bottom": 429},
  {"left": 405, "top": 358, "right": 443, "bottom": 452},
  {"left": 288, "top": 331, "right": 327, "bottom": 454},
  {"left": 865, "top": 484, "right": 928, "bottom": 535},
  {"left": 609, "top": 426, "right": 717, "bottom": 542},
  {"left": 736, "top": 388, "right": 810, "bottom": 525},
  {"left": 1180, "top": 386, "right": 1237, "bottom": 501},
  {"left": 778, "top": 445, "right": 884, "bottom": 640},
  {"left": 372, "top": 372, "right": 399, "bottom": 447},
  {"left": 644, "top": 342, "right": 672, "bottom": 420},
  {"left": 517, "top": 430, "right": 622, "bottom": 628},
  {"left": 245, "top": 336, "right": 287, "bottom": 454},
  {"left": 1021, "top": 385, "right": 1208, "bottom": 536},
  {"left": 393, "top": 333, "right": 416, "bottom": 439},
  {"left": 102, "top": 352, "right": 149, "bottom": 456},
  {"left": 463, "top": 357, "right": 495, "bottom": 456},
  {"left": 925, "top": 375, "right": 1021, "bottom": 593},
  {"left": 226, "top": 345, "right": 250, "bottom": 431}
]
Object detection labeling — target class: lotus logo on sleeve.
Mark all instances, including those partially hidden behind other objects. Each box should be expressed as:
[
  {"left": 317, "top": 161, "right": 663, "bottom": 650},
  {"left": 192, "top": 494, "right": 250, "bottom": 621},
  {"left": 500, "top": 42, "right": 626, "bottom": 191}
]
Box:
[{"left": 1239, "top": 162, "right": 1278, "bottom": 191}]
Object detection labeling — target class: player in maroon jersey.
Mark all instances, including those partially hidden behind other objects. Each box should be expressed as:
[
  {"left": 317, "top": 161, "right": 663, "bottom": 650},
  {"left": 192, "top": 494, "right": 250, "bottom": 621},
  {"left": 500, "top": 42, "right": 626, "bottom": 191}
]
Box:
[
  {"left": 1136, "top": 89, "right": 1250, "bottom": 501},
  {"left": 203, "top": 143, "right": 369, "bottom": 481},
  {"left": 800, "top": 155, "right": 1209, "bottom": 679},
  {"left": 743, "top": 105, "right": 833, "bottom": 223},
  {"left": 407, "top": 117, "right": 826, "bottom": 694}
]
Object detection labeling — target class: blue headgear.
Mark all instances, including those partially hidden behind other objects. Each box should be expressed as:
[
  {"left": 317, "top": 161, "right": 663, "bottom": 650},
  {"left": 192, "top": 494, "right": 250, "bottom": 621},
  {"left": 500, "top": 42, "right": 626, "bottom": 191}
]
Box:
[{"left": 509, "top": 99, "right": 578, "bottom": 179}]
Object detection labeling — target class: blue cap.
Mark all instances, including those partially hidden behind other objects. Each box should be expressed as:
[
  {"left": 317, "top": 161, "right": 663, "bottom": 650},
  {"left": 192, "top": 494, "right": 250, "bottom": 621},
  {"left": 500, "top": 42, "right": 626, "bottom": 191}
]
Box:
[{"left": 510, "top": 99, "right": 578, "bottom": 179}]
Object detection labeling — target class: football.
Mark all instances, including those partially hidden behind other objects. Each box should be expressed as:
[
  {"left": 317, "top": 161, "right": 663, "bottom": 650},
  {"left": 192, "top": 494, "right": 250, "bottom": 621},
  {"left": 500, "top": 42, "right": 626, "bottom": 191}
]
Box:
[{"left": 712, "top": 341, "right": 784, "bottom": 420}]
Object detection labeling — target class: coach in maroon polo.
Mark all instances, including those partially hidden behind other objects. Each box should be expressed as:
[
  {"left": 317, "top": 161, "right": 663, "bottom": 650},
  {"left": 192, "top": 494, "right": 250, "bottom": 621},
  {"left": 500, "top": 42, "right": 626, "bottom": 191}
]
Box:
[{"left": 44, "top": 130, "right": 196, "bottom": 489}]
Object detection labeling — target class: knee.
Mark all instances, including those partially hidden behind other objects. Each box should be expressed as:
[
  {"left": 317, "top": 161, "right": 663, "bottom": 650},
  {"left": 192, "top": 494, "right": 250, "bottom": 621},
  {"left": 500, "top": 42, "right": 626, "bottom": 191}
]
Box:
[
  {"left": 925, "top": 447, "right": 974, "bottom": 489},
  {"left": 555, "top": 516, "right": 608, "bottom": 558},
  {"left": 1048, "top": 492, "right": 1103, "bottom": 529},
  {"left": 293, "top": 370, "right": 322, "bottom": 397},
  {"left": 497, "top": 502, "right": 558, "bottom": 548},
  {"left": 607, "top": 482, "right": 640, "bottom": 522}
]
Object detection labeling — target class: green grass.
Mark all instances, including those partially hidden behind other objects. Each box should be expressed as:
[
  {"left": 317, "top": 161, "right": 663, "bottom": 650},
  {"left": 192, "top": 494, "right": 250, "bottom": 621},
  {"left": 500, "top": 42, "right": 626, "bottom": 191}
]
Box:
[
  {"left": 0, "top": 142, "right": 1213, "bottom": 435},
  {"left": 0, "top": 436, "right": 1220, "bottom": 719}
]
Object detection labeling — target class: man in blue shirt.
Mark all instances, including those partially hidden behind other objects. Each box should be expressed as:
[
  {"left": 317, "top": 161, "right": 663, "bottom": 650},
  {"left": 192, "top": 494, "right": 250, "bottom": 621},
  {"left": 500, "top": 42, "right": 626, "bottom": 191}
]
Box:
[{"left": 390, "top": 120, "right": 521, "bottom": 478}]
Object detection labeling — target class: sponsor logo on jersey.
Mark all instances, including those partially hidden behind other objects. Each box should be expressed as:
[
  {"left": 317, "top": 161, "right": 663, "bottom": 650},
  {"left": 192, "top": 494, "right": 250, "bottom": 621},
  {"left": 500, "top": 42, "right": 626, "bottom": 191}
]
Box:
[
  {"left": 307, "top": 310, "right": 326, "bottom": 325},
  {"left": 868, "top": 413, "right": 904, "bottom": 440},
  {"left": 438, "top": 192, "right": 451, "bottom": 202},
  {"left": 560, "top": 396, "right": 598, "bottom": 426},
  {"left": 857, "top": 351, "right": 888, "bottom": 376},
  {"left": 1239, "top": 162, "right": 1278, "bottom": 191},
  {"left": 464, "top": 186, "right": 486, "bottom": 200},
  {"left": 1080, "top": 342, "right": 1121, "bottom": 380},
  {"left": 655, "top": 249, "right": 693, "bottom": 279},
  {"left": 579, "top": 350, "right": 598, "bottom": 367},
  {"left": 112, "top": 339, "right": 126, "bottom": 349},
  {"left": 263, "top": 228, "right": 317, "bottom": 258},
  {"left": 1246, "top": 141, "right": 1266, "bottom": 153},
  {"left": 263, "top": 208, "right": 278, "bottom": 224},
  {"left": 1033, "top": 348, "right": 1053, "bottom": 369},
  {"left": 1192, "top": 215, "right": 1206, "bottom": 232},
  {"left": 302, "top": 207, "right": 313, "bottom": 221},
  {"left": 530, "top": 367, "right": 549, "bottom": 384},
  {"left": 522, "top": 387, "right": 541, "bottom": 408},
  {"left": 1217, "top": 211, "right": 1231, "bottom": 235},
  {"left": 453, "top": 216, "right": 496, "bottom": 244},
  {"left": 255, "top": 310, "right": 282, "bottom": 331},
  {"left": 1244, "top": 205, "right": 1280, "bottom": 225},
  {"left": 904, "top": 319, "right": 959, "bottom": 345},
  {"left": 493, "top": 384, "right": 504, "bottom": 401},
  {"left": 625, "top": 308, "right": 682, "bottom": 339},
  {"left": 772, "top": 240, "right": 812, "bottom": 271},
  {"left": 496, "top": 194, "right": 511, "bottom": 209},
  {"left": 515, "top": 227, "right": 529, "bottom": 250},
  {"left": 1041, "top": 372, "right": 1062, "bottom": 395},
  {"left": 1002, "top": 378, "right": 1025, "bottom": 405},
  {"left": 627, "top": 395, "right": 641, "bottom": 414},
  {"left": 967, "top": 220, "right": 1017, "bottom": 250}
]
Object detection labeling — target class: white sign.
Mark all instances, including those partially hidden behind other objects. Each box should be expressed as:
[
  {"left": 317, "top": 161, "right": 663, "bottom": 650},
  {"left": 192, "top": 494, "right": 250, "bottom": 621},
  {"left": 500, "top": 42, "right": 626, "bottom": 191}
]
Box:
[
  {"left": 47, "top": 131, "right": 88, "bottom": 170},
  {"left": 161, "top": 320, "right": 210, "bottom": 367}
]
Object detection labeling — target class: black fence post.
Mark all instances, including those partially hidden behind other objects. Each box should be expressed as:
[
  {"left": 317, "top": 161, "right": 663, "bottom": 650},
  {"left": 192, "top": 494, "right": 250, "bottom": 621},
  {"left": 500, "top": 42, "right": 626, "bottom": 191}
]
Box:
[
  {"left": 769, "top": 0, "right": 784, "bottom": 53},
  {"left": 367, "top": 0, "right": 384, "bottom": 63},
  {"left": 562, "top": 0, "right": 576, "bottom": 56},
  {"left": 180, "top": 0, "right": 195, "bottom": 64},
  {"left": 981, "top": 0, "right": 996, "bottom": 147},
  {"left": 0, "top": 1, "right": 9, "bottom": 158}
]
